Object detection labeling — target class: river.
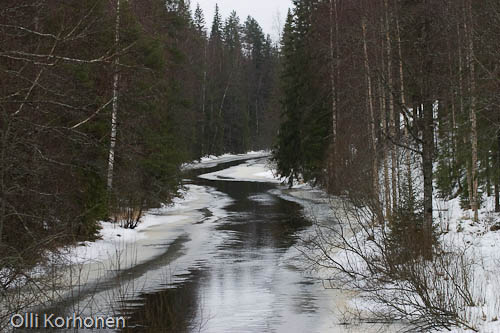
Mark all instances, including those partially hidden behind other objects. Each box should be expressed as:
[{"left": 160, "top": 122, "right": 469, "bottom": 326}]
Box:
[
  {"left": 33, "top": 156, "right": 396, "bottom": 332},
  {"left": 119, "top": 156, "right": 334, "bottom": 332}
]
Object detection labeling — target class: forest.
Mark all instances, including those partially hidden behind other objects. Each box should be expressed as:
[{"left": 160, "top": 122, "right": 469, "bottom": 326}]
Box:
[
  {"left": 274, "top": 0, "right": 500, "bottom": 233},
  {"left": 271, "top": 1, "right": 500, "bottom": 329},
  {"left": 0, "top": 0, "right": 281, "bottom": 281},
  {"left": 1, "top": 0, "right": 500, "bottom": 331}
]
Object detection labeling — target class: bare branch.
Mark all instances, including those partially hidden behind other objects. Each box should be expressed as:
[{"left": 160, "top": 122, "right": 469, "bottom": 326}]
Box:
[{"left": 70, "top": 98, "right": 113, "bottom": 129}]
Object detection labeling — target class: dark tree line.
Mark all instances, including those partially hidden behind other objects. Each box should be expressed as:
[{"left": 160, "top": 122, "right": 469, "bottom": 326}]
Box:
[
  {"left": 274, "top": 0, "right": 500, "bottom": 251},
  {"left": 0, "top": 0, "right": 280, "bottom": 278}
]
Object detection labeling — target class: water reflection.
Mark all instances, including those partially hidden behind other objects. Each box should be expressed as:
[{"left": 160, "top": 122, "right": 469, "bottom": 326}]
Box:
[
  {"left": 118, "top": 159, "right": 316, "bottom": 332},
  {"left": 121, "top": 269, "right": 205, "bottom": 333}
]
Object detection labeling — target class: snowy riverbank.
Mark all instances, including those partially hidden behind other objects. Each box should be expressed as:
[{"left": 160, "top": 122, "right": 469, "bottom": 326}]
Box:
[
  {"left": 66, "top": 152, "right": 272, "bottom": 268},
  {"left": 181, "top": 150, "right": 269, "bottom": 170}
]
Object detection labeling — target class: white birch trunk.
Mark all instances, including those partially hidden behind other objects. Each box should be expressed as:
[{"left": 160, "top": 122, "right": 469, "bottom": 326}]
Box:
[
  {"left": 380, "top": 83, "right": 391, "bottom": 219},
  {"left": 396, "top": 17, "right": 413, "bottom": 200},
  {"left": 379, "top": 18, "right": 391, "bottom": 219},
  {"left": 107, "top": 0, "right": 121, "bottom": 191},
  {"left": 384, "top": 0, "right": 398, "bottom": 213},
  {"left": 328, "top": 0, "right": 339, "bottom": 192}
]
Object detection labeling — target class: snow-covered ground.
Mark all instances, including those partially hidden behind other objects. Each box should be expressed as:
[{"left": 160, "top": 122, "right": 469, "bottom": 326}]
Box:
[
  {"left": 66, "top": 155, "right": 365, "bottom": 333},
  {"left": 65, "top": 184, "right": 231, "bottom": 267},
  {"left": 433, "top": 197, "right": 500, "bottom": 333},
  {"left": 181, "top": 150, "right": 269, "bottom": 170},
  {"left": 198, "top": 157, "right": 281, "bottom": 183},
  {"left": 307, "top": 192, "right": 500, "bottom": 333}
]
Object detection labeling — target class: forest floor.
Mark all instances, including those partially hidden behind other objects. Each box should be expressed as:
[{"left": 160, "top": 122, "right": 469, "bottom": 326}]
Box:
[{"left": 432, "top": 196, "right": 500, "bottom": 332}]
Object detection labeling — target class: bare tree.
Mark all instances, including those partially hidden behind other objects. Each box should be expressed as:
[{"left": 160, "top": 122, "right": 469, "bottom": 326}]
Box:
[
  {"left": 362, "top": 18, "right": 381, "bottom": 222},
  {"left": 384, "top": 0, "right": 398, "bottom": 215},
  {"left": 107, "top": 0, "right": 122, "bottom": 191},
  {"left": 327, "top": 0, "right": 339, "bottom": 193}
]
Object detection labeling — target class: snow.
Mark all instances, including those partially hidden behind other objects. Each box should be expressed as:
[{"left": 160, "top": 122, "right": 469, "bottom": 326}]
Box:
[
  {"left": 65, "top": 183, "right": 234, "bottom": 276},
  {"left": 248, "top": 193, "right": 277, "bottom": 205},
  {"left": 70, "top": 152, "right": 500, "bottom": 333},
  {"left": 181, "top": 150, "right": 269, "bottom": 170},
  {"left": 36, "top": 154, "right": 291, "bottom": 318},
  {"left": 199, "top": 159, "right": 282, "bottom": 183},
  {"left": 65, "top": 187, "right": 204, "bottom": 265},
  {"left": 433, "top": 196, "right": 500, "bottom": 333},
  {"left": 316, "top": 194, "right": 500, "bottom": 333},
  {"left": 1, "top": 153, "right": 268, "bottom": 319}
]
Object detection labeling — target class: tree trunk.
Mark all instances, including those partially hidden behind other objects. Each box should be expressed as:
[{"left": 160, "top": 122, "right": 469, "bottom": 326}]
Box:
[
  {"left": 495, "top": 127, "right": 500, "bottom": 212},
  {"left": 379, "top": 84, "right": 391, "bottom": 220},
  {"left": 212, "top": 74, "right": 231, "bottom": 154},
  {"left": 457, "top": 20, "right": 472, "bottom": 210},
  {"left": 384, "top": 0, "right": 398, "bottom": 214},
  {"left": 327, "top": 0, "right": 339, "bottom": 193},
  {"left": 256, "top": 74, "right": 264, "bottom": 139},
  {"left": 0, "top": 119, "right": 7, "bottom": 246},
  {"left": 423, "top": 102, "right": 434, "bottom": 253},
  {"left": 107, "top": 0, "right": 121, "bottom": 191},
  {"left": 362, "top": 19, "right": 381, "bottom": 221},
  {"left": 447, "top": 26, "right": 459, "bottom": 190},
  {"left": 201, "top": 41, "right": 207, "bottom": 156},
  {"left": 378, "top": 24, "right": 391, "bottom": 220},
  {"left": 466, "top": 0, "right": 479, "bottom": 222},
  {"left": 495, "top": 182, "right": 500, "bottom": 213},
  {"left": 396, "top": 17, "right": 413, "bottom": 201}
]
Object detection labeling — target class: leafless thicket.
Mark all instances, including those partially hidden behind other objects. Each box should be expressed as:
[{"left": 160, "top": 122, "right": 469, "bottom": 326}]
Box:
[{"left": 300, "top": 197, "right": 481, "bottom": 332}]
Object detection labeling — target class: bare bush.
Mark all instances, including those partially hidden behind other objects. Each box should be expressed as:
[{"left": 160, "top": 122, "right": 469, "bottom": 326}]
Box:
[
  {"left": 299, "top": 198, "right": 480, "bottom": 332},
  {"left": 112, "top": 201, "right": 144, "bottom": 229}
]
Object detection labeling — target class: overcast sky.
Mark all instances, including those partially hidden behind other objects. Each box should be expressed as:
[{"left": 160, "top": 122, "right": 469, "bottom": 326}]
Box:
[{"left": 190, "top": 0, "right": 292, "bottom": 41}]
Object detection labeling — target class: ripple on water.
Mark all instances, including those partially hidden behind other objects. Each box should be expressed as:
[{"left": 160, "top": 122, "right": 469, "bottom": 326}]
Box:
[{"left": 248, "top": 192, "right": 277, "bottom": 205}]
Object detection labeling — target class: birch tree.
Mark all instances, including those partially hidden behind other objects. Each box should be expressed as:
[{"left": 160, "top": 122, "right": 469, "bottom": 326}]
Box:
[
  {"left": 327, "top": 0, "right": 339, "bottom": 193},
  {"left": 384, "top": 0, "right": 398, "bottom": 214},
  {"left": 107, "top": 0, "right": 121, "bottom": 191}
]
